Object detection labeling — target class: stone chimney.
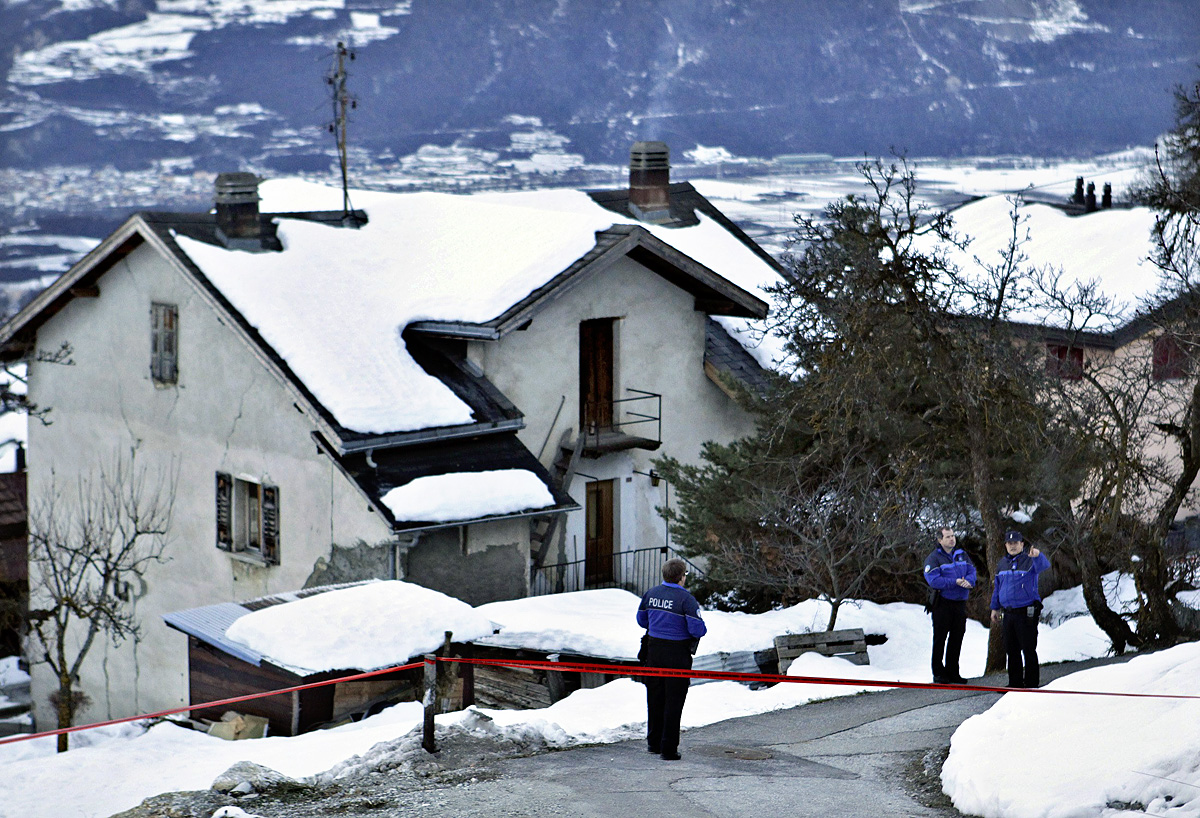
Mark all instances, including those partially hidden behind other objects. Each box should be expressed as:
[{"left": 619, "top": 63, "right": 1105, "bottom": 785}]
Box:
[
  {"left": 629, "top": 141, "right": 672, "bottom": 223},
  {"left": 1085, "top": 181, "right": 1097, "bottom": 212},
  {"left": 214, "top": 172, "right": 263, "bottom": 249},
  {"left": 1102, "top": 182, "right": 1113, "bottom": 209}
]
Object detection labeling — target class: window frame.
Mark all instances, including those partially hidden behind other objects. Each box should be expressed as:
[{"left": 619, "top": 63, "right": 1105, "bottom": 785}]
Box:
[
  {"left": 1153, "top": 334, "right": 1189, "bottom": 381},
  {"left": 150, "top": 302, "right": 179, "bottom": 385},
  {"left": 1045, "top": 343, "right": 1084, "bottom": 381},
  {"left": 215, "top": 471, "right": 279, "bottom": 565}
]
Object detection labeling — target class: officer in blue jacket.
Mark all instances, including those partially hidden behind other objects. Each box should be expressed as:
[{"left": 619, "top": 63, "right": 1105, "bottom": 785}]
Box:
[
  {"left": 990, "top": 530, "right": 1051, "bottom": 688},
  {"left": 636, "top": 558, "right": 707, "bottom": 761},
  {"left": 923, "top": 526, "right": 976, "bottom": 684}
]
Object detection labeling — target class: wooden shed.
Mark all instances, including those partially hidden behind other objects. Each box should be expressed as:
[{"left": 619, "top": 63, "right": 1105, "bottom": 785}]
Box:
[{"left": 163, "top": 582, "right": 473, "bottom": 736}]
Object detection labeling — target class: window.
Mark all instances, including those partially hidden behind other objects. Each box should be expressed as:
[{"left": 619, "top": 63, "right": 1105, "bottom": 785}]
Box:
[
  {"left": 216, "top": 472, "right": 279, "bottom": 564},
  {"left": 1045, "top": 344, "right": 1083, "bottom": 380},
  {"left": 151, "top": 302, "right": 178, "bottom": 384},
  {"left": 1153, "top": 335, "right": 1189, "bottom": 381}
]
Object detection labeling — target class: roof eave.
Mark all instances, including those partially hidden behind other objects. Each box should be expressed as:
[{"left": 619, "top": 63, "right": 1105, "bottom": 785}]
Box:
[
  {"left": 391, "top": 501, "right": 581, "bottom": 535},
  {"left": 0, "top": 216, "right": 149, "bottom": 361}
]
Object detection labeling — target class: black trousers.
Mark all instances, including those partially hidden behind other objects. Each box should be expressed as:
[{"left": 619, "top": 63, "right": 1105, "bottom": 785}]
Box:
[
  {"left": 645, "top": 637, "right": 693, "bottom": 755},
  {"left": 931, "top": 597, "right": 967, "bottom": 679},
  {"left": 1002, "top": 605, "right": 1041, "bottom": 688}
]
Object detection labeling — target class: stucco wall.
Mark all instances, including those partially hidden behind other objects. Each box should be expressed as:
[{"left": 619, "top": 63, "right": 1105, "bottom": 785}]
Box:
[
  {"left": 25, "top": 240, "right": 394, "bottom": 728},
  {"left": 470, "top": 253, "right": 757, "bottom": 572},
  {"left": 404, "top": 517, "right": 530, "bottom": 606}
]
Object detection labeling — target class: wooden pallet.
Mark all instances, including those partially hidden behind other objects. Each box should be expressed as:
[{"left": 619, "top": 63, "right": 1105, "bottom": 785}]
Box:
[{"left": 774, "top": 628, "right": 869, "bottom": 673}]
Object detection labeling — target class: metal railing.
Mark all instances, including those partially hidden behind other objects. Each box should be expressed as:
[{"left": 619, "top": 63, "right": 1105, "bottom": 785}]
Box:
[
  {"left": 531, "top": 546, "right": 704, "bottom": 597},
  {"left": 582, "top": 389, "right": 661, "bottom": 449}
]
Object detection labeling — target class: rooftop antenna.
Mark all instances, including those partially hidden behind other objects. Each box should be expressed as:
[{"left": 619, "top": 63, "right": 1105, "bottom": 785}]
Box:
[{"left": 327, "top": 41, "right": 356, "bottom": 219}]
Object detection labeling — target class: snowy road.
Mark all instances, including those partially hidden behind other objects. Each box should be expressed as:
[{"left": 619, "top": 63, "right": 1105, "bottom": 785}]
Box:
[{"left": 127, "top": 656, "right": 1129, "bottom": 818}]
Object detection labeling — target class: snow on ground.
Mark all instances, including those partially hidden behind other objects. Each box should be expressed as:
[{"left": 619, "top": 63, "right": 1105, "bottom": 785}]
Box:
[
  {"left": 1041, "top": 571, "right": 1139, "bottom": 626},
  {"left": 944, "top": 641, "right": 1200, "bottom": 818},
  {"left": 0, "top": 590, "right": 1132, "bottom": 818},
  {"left": 224, "top": 581, "right": 496, "bottom": 676},
  {"left": 0, "top": 656, "right": 26, "bottom": 688}
]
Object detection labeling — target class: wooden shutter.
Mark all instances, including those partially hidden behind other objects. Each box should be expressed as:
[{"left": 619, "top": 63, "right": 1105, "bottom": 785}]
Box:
[
  {"left": 261, "top": 484, "right": 280, "bottom": 565},
  {"left": 151, "top": 303, "right": 178, "bottom": 384},
  {"left": 215, "top": 472, "right": 232, "bottom": 551}
]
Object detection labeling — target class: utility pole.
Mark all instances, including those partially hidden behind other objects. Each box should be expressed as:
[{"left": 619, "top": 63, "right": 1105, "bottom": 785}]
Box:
[{"left": 327, "top": 41, "right": 356, "bottom": 218}]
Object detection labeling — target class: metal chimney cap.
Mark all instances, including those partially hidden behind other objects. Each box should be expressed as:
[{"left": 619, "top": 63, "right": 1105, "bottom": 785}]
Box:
[
  {"left": 215, "top": 172, "right": 261, "bottom": 204},
  {"left": 630, "top": 141, "right": 670, "bottom": 171}
]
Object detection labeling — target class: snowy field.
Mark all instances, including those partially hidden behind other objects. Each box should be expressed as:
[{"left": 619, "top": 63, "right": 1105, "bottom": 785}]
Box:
[{"left": 5, "top": 577, "right": 1198, "bottom": 818}]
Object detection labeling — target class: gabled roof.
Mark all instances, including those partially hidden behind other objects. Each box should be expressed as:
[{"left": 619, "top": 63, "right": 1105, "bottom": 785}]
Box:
[{"left": 0, "top": 180, "right": 782, "bottom": 451}]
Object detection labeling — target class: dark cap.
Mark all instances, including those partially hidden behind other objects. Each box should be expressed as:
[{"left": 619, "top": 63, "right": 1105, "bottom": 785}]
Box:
[{"left": 1005, "top": 530, "right": 1024, "bottom": 543}]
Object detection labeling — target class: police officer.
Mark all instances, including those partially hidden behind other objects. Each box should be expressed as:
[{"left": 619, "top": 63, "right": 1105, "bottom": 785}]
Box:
[
  {"left": 636, "top": 558, "right": 707, "bottom": 761},
  {"left": 990, "top": 530, "right": 1051, "bottom": 688},
  {"left": 923, "top": 526, "right": 976, "bottom": 684}
]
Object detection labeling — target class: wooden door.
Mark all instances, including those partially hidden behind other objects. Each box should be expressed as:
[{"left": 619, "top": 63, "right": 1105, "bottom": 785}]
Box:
[
  {"left": 585, "top": 479, "right": 615, "bottom": 585},
  {"left": 579, "top": 318, "right": 614, "bottom": 433}
]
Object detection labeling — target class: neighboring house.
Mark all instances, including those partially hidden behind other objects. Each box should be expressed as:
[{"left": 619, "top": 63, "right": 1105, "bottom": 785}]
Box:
[
  {"left": 0, "top": 455, "right": 27, "bottom": 658},
  {"left": 949, "top": 190, "right": 1200, "bottom": 531},
  {"left": 0, "top": 141, "right": 783, "bottom": 728}
]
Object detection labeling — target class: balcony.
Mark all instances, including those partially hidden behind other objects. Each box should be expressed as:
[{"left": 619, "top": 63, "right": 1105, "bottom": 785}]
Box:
[{"left": 580, "top": 389, "right": 661, "bottom": 456}]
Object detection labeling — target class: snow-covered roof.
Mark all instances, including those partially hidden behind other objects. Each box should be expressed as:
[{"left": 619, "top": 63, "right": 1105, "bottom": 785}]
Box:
[
  {"left": 206, "top": 580, "right": 497, "bottom": 676},
  {"left": 173, "top": 180, "right": 781, "bottom": 435},
  {"left": 944, "top": 196, "right": 1159, "bottom": 331},
  {"left": 380, "top": 468, "right": 554, "bottom": 523}
]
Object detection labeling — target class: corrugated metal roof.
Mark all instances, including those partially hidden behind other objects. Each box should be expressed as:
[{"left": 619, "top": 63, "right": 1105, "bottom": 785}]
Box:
[
  {"left": 690, "top": 650, "right": 764, "bottom": 686},
  {"left": 162, "top": 602, "right": 261, "bottom": 665}
]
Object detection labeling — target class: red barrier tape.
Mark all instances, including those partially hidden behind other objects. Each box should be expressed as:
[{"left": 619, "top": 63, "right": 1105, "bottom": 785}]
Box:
[
  {"left": 441, "top": 655, "right": 1200, "bottom": 701},
  {"left": 0, "top": 661, "right": 423, "bottom": 747},
  {"left": 7, "top": 651, "right": 1200, "bottom": 749}
]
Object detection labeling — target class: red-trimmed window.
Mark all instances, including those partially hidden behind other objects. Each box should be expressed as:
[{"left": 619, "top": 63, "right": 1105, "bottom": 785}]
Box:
[
  {"left": 1153, "top": 335, "right": 1188, "bottom": 381},
  {"left": 1045, "top": 344, "right": 1084, "bottom": 380}
]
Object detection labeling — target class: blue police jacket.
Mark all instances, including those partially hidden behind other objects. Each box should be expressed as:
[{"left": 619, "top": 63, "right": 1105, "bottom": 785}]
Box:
[
  {"left": 990, "top": 550, "right": 1051, "bottom": 610},
  {"left": 923, "top": 547, "right": 977, "bottom": 601},
  {"left": 637, "top": 582, "right": 708, "bottom": 642}
]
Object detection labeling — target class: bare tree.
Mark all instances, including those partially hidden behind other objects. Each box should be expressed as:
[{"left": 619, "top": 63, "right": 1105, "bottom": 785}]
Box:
[
  {"left": 26, "top": 448, "right": 176, "bottom": 752},
  {"left": 1, "top": 342, "right": 73, "bottom": 426},
  {"left": 701, "top": 450, "right": 924, "bottom": 631}
]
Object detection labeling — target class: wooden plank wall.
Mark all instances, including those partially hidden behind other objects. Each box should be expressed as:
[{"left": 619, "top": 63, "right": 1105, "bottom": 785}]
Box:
[{"left": 187, "top": 637, "right": 305, "bottom": 736}]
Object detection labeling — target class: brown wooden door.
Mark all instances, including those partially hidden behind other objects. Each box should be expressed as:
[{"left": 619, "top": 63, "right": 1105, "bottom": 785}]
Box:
[
  {"left": 585, "top": 479, "right": 615, "bottom": 585},
  {"left": 580, "top": 318, "right": 614, "bottom": 433}
]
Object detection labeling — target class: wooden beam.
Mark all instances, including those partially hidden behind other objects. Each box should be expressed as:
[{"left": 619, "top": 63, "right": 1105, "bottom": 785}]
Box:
[{"left": 68, "top": 285, "right": 100, "bottom": 298}]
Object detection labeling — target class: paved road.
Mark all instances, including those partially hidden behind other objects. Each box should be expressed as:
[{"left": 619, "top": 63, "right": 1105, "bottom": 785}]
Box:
[{"left": 377, "top": 658, "right": 1127, "bottom": 818}]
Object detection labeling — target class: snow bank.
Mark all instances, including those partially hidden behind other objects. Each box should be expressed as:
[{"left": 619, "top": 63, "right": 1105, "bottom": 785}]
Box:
[
  {"left": 224, "top": 581, "right": 495, "bottom": 675},
  {"left": 944, "top": 642, "right": 1200, "bottom": 818}
]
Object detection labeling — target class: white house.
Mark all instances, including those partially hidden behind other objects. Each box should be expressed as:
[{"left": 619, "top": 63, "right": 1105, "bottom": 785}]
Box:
[{"left": 0, "top": 142, "right": 784, "bottom": 728}]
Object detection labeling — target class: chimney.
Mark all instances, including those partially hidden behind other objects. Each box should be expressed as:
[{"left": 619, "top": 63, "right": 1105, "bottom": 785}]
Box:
[
  {"left": 214, "top": 172, "right": 263, "bottom": 249},
  {"left": 14, "top": 443, "right": 24, "bottom": 473},
  {"left": 1072, "top": 177, "right": 1085, "bottom": 205},
  {"left": 1102, "top": 182, "right": 1113, "bottom": 209},
  {"left": 629, "top": 141, "right": 672, "bottom": 223},
  {"left": 1085, "top": 181, "right": 1097, "bottom": 212}
]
